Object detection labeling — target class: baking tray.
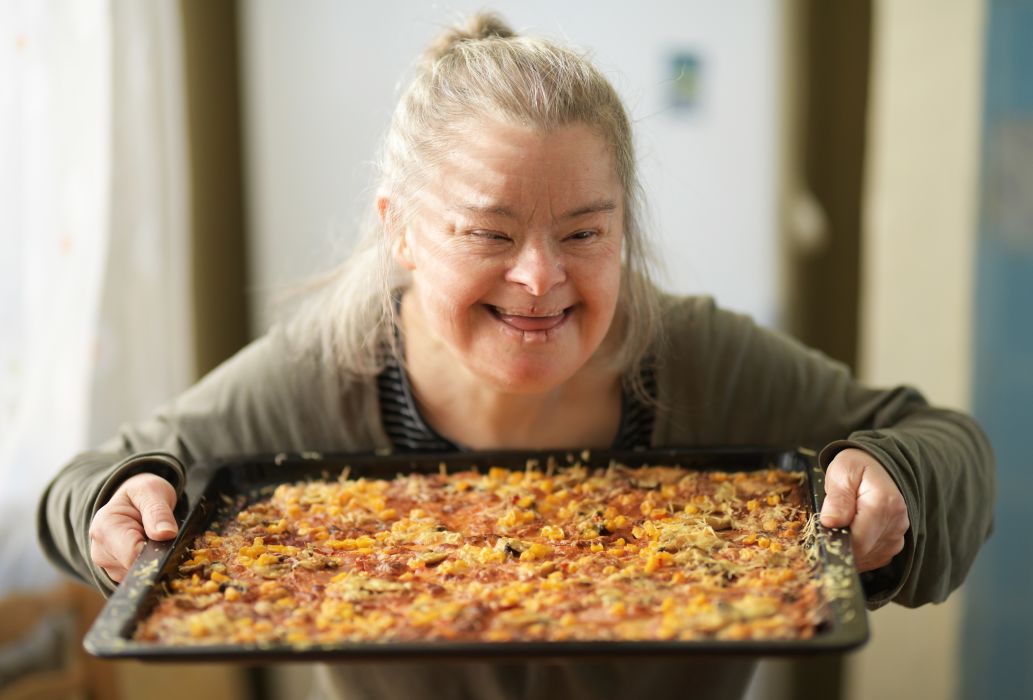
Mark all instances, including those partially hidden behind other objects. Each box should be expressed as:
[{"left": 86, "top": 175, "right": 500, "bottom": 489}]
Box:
[{"left": 84, "top": 447, "right": 869, "bottom": 661}]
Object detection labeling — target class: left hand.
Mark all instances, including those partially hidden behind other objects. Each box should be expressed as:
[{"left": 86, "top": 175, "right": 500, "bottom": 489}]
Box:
[{"left": 820, "top": 448, "right": 910, "bottom": 572}]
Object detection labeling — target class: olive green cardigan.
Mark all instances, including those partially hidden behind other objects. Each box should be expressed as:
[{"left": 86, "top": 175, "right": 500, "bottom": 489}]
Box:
[{"left": 37, "top": 295, "right": 994, "bottom": 699}]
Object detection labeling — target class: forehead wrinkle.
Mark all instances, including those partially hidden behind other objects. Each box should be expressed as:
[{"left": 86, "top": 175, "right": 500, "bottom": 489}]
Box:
[
  {"left": 450, "top": 203, "right": 520, "bottom": 219},
  {"left": 431, "top": 124, "right": 621, "bottom": 226}
]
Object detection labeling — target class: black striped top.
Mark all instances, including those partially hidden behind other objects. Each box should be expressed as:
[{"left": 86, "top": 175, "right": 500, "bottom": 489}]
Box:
[{"left": 377, "top": 352, "right": 657, "bottom": 453}]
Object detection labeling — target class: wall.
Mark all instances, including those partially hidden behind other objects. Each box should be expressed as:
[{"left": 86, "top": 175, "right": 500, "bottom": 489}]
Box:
[
  {"left": 850, "top": 1, "right": 987, "bottom": 699},
  {"left": 239, "top": 0, "right": 783, "bottom": 335},
  {"left": 962, "top": 1, "right": 1033, "bottom": 697}
]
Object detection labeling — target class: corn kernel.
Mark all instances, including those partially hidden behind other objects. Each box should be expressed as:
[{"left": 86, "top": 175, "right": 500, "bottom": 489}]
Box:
[
  {"left": 266, "top": 518, "right": 287, "bottom": 534},
  {"left": 255, "top": 553, "right": 279, "bottom": 567},
  {"left": 519, "top": 543, "right": 552, "bottom": 562},
  {"left": 767, "top": 494, "right": 781, "bottom": 507}
]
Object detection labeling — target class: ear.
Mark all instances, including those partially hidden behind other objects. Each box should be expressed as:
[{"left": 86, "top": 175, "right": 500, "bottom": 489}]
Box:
[
  {"left": 393, "top": 231, "right": 416, "bottom": 271},
  {"left": 380, "top": 196, "right": 417, "bottom": 271}
]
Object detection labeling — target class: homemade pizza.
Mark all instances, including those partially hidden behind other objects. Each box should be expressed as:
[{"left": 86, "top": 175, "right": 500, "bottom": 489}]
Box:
[{"left": 134, "top": 462, "right": 829, "bottom": 646}]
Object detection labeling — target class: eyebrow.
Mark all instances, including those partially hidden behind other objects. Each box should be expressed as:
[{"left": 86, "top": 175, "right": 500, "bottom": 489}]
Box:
[
  {"left": 562, "top": 200, "right": 618, "bottom": 219},
  {"left": 452, "top": 199, "right": 618, "bottom": 220}
]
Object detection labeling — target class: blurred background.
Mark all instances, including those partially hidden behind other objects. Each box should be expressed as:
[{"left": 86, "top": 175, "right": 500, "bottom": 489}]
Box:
[{"left": 1, "top": 0, "right": 1029, "bottom": 698}]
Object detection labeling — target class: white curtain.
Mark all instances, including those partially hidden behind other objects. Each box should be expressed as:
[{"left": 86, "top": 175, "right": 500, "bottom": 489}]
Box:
[{"left": 0, "top": 0, "right": 195, "bottom": 595}]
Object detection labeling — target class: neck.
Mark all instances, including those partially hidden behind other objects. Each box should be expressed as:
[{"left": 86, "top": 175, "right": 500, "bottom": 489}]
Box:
[{"left": 398, "top": 294, "right": 622, "bottom": 450}]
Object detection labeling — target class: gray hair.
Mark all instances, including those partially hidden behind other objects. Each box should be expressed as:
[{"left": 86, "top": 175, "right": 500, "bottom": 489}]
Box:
[{"left": 293, "top": 13, "right": 662, "bottom": 403}]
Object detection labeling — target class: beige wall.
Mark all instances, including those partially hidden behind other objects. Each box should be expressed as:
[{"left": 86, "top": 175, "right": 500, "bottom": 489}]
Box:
[{"left": 849, "top": 1, "right": 986, "bottom": 700}]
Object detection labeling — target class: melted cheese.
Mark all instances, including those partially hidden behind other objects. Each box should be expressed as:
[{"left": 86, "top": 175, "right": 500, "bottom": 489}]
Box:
[{"left": 137, "top": 465, "right": 825, "bottom": 646}]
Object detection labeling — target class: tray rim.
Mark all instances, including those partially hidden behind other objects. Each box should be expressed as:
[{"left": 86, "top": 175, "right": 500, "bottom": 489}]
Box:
[{"left": 83, "top": 446, "right": 869, "bottom": 661}]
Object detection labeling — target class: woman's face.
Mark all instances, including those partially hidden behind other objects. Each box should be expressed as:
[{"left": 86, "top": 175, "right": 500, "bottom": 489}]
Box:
[{"left": 394, "top": 120, "right": 624, "bottom": 394}]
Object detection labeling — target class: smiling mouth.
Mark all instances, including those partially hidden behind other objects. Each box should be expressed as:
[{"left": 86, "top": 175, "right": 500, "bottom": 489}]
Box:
[{"left": 486, "top": 305, "right": 572, "bottom": 333}]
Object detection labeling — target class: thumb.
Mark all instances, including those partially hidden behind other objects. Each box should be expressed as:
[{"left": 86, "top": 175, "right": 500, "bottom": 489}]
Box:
[
  {"left": 125, "top": 474, "right": 179, "bottom": 540},
  {"left": 820, "top": 453, "right": 865, "bottom": 528}
]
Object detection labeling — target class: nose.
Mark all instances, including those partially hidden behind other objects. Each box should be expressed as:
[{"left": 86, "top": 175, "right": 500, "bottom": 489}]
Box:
[{"left": 504, "top": 238, "right": 566, "bottom": 296}]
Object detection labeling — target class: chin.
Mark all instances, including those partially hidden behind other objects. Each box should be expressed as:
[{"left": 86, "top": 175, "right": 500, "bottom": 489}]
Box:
[{"left": 478, "top": 359, "right": 579, "bottom": 395}]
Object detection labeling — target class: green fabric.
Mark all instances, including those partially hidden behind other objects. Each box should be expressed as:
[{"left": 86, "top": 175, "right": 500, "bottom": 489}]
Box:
[{"left": 36, "top": 294, "right": 995, "bottom": 699}]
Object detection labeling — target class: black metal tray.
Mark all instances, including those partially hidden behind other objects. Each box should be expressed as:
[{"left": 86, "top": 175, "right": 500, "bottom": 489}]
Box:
[{"left": 84, "top": 447, "right": 869, "bottom": 661}]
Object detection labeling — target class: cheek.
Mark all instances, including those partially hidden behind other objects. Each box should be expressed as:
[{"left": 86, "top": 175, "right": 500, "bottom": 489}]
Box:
[
  {"left": 412, "top": 254, "right": 498, "bottom": 329},
  {"left": 576, "top": 248, "right": 622, "bottom": 313}
]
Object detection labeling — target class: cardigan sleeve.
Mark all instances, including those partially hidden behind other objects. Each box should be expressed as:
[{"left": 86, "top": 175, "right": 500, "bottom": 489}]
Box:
[
  {"left": 36, "top": 325, "right": 383, "bottom": 595},
  {"left": 653, "top": 295, "right": 995, "bottom": 608}
]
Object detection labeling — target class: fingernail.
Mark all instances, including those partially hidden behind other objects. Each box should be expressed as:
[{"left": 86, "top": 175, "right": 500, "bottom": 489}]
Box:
[
  {"left": 156, "top": 520, "right": 178, "bottom": 536},
  {"left": 134, "top": 541, "right": 145, "bottom": 558}
]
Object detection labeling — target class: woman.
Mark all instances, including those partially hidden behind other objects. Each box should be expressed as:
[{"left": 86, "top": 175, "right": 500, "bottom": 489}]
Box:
[{"left": 39, "top": 13, "right": 994, "bottom": 700}]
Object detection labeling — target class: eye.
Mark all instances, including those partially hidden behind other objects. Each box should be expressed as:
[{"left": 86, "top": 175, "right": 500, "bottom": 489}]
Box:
[
  {"left": 470, "top": 230, "right": 512, "bottom": 242},
  {"left": 566, "top": 230, "right": 597, "bottom": 241}
]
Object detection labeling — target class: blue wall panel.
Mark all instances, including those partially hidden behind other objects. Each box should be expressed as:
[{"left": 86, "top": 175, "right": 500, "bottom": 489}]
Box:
[{"left": 962, "top": 2, "right": 1033, "bottom": 698}]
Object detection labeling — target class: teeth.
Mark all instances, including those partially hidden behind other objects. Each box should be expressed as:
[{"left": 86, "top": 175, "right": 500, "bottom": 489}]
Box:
[{"left": 490, "top": 305, "right": 565, "bottom": 318}]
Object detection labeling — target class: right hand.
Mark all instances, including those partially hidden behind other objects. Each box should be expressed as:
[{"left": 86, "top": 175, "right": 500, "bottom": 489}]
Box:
[{"left": 89, "top": 473, "right": 179, "bottom": 583}]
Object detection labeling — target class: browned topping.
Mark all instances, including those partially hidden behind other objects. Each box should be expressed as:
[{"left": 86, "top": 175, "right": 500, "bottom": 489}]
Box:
[{"left": 135, "top": 465, "right": 825, "bottom": 645}]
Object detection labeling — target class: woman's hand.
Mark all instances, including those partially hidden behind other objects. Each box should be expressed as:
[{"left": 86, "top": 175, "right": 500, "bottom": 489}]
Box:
[
  {"left": 820, "top": 448, "right": 910, "bottom": 572},
  {"left": 89, "top": 473, "right": 179, "bottom": 583}
]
